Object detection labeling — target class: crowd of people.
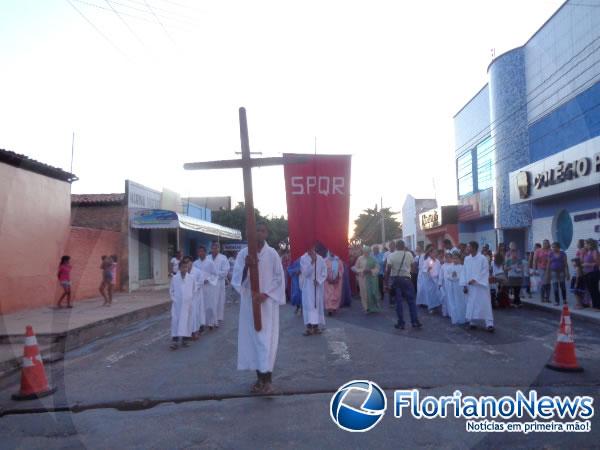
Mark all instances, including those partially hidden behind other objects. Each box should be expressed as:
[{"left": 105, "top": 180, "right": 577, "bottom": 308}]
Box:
[
  {"left": 166, "top": 222, "right": 600, "bottom": 394},
  {"left": 274, "top": 236, "right": 600, "bottom": 338},
  {"left": 168, "top": 242, "right": 229, "bottom": 349}
]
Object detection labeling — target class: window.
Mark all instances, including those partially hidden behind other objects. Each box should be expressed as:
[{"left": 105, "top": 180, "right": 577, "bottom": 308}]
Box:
[
  {"left": 476, "top": 137, "right": 494, "bottom": 191},
  {"left": 457, "top": 151, "right": 473, "bottom": 197},
  {"left": 552, "top": 210, "right": 573, "bottom": 251}
]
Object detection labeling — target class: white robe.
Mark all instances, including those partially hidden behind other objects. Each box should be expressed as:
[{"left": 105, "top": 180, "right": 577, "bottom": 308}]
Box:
[
  {"left": 232, "top": 243, "right": 285, "bottom": 373},
  {"left": 424, "top": 259, "right": 442, "bottom": 310},
  {"left": 416, "top": 255, "right": 429, "bottom": 306},
  {"left": 211, "top": 253, "right": 230, "bottom": 322},
  {"left": 445, "top": 263, "right": 467, "bottom": 325},
  {"left": 438, "top": 263, "right": 452, "bottom": 317},
  {"left": 460, "top": 253, "right": 494, "bottom": 326},
  {"left": 190, "top": 267, "right": 206, "bottom": 331},
  {"left": 169, "top": 272, "right": 196, "bottom": 338},
  {"left": 193, "top": 257, "right": 218, "bottom": 327},
  {"left": 300, "top": 253, "right": 327, "bottom": 326}
]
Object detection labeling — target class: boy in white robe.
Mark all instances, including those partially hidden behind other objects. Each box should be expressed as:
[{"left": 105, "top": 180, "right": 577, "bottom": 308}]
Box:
[
  {"left": 190, "top": 262, "right": 207, "bottom": 339},
  {"left": 193, "top": 246, "right": 219, "bottom": 330},
  {"left": 300, "top": 246, "right": 327, "bottom": 335},
  {"left": 169, "top": 257, "right": 196, "bottom": 349},
  {"left": 416, "top": 247, "right": 431, "bottom": 307},
  {"left": 232, "top": 222, "right": 285, "bottom": 394},
  {"left": 424, "top": 250, "right": 442, "bottom": 313},
  {"left": 460, "top": 241, "right": 495, "bottom": 332},
  {"left": 210, "top": 242, "right": 230, "bottom": 326},
  {"left": 438, "top": 252, "right": 453, "bottom": 318},
  {"left": 446, "top": 253, "right": 467, "bottom": 325}
]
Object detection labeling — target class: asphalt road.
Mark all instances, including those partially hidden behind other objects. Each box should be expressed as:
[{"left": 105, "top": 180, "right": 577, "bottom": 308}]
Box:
[{"left": 1, "top": 290, "right": 599, "bottom": 449}]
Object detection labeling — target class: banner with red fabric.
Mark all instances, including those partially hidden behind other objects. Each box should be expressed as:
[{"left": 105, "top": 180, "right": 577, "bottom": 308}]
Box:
[{"left": 283, "top": 154, "right": 351, "bottom": 263}]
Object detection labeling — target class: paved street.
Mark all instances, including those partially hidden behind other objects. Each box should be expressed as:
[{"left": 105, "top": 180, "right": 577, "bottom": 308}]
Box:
[{"left": 1, "top": 290, "right": 599, "bottom": 449}]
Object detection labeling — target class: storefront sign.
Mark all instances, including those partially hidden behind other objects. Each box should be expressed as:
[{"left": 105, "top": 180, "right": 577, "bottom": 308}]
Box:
[
  {"left": 509, "top": 137, "right": 600, "bottom": 204},
  {"left": 419, "top": 206, "right": 458, "bottom": 230},
  {"left": 132, "top": 209, "right": 178, "bottom": 228},
  {"left": 126, "top": 180, "right": 162, "bottom": 210}
]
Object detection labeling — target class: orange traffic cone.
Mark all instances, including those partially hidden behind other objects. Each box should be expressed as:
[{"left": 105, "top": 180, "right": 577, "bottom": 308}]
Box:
[
  {"left": 546, "top": 305, "right": 583, "bottom": 373},
  {"left": 12, "top": 325, "right": 57, "bottom": 400}
]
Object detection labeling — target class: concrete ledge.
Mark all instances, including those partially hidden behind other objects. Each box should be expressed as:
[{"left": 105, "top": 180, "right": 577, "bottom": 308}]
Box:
[
  {"left": 0, "top": 290, "right": 170, "bottom": 379},
  {"left": 521, "top": 297, "right": 600, "bottom": 326}
]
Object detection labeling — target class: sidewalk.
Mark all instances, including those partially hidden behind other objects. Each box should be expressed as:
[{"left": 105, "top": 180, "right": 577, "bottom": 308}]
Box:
[
  {"left": 0, "top": 288, "right": 170, "bottom": 377},
  {"left": 521, "top": 292, "right": 600, "bottom": 325}
]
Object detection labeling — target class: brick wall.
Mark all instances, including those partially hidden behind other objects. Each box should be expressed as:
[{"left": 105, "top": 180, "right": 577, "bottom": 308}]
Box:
[
  {"left": 71, "top": 204, "right": 125, "bottom": 232},
  {"left": 65, "top": 227, "right": 123, "bottom": 302}
]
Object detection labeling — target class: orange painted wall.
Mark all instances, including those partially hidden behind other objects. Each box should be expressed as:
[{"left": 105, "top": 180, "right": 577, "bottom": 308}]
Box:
[
  {"left": 65, "top": 227, "right": 123, "bottom": 301},
  {"left": 0, "top": 164, "right": 71, "bottom": 314}
]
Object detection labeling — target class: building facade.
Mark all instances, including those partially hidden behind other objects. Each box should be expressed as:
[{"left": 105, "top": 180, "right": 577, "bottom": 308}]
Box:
[
  {"left": 402, "top": 195, "right": 438, "bottom": 250},
  {"left": 75, "top": 180, "right": 242, "bottom": 293},
  {"left": 0, "top": 149, "right": 76, "bottom": 314},
  {"left": 418, "top": 206, "right": 460, "bottom": 249},
  {"left": 453, "top": 0, "right": 600, "bottom": 257}
]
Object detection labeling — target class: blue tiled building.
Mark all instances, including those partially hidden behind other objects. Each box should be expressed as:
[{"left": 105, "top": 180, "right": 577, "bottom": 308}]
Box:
[{"left": 453, "top": 0, "right": 600, "bottom": 259}]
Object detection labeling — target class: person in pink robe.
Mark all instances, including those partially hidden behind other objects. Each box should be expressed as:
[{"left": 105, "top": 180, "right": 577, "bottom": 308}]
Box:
[{"left": 325, "top": 252, "right": 344, "bottom": 315}]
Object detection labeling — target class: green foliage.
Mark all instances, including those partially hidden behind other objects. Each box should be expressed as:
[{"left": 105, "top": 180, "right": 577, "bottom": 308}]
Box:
[
  {"left": 352, "top": 206, "right": 402, "bottom": 246},
  {"left": 211, "top": 202, "right": 288, "bottom": 248}
]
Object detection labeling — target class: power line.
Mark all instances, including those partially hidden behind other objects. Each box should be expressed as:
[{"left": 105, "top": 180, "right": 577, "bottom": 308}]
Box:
[
  {"left": 72, "top": 0, "right": 199, "bottom": 30},
  {"left": 142, "top": 0, "right": 174, "bottom": 42},
  {"left": 105, "top": 0, "right": 145, "bottom": 46},
  {"left": 66, "top": 0, "right": 128, "bottom": 57}
]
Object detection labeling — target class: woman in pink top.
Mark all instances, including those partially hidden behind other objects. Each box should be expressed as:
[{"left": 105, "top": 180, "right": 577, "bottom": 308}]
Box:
[{"left": 57, "top": 255, "right": 73, "bottom": 308}]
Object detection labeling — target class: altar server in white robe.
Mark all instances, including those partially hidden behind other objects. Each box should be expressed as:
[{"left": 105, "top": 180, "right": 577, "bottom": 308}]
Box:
[
  {"left": 169, "top": 257, "right": 196, "bottom": 349},
  {"left": 416, "top": 246, "right": 432, "bottom": 307},
  {"left": 445, "top": 252, "right": 467, "bottom": 325},
  {"left": 232, "top": 222, "right": 285, "bottom": 395},
  {"left": 190, "top": 261, "right": 207, "bottom": 338},
  {"left": 193, "top": 246, "right": 219, "bottom": 330},
  {"left": 460, "top": 241, "right": 495, "bottom": 332},
  {"left": 438, "top": 252, "right": 453, "bottom": 317},
  {"left": 423, "top": 248, "right": 443, "bottom": 312},
  {"left": 300, "top": 246, "right": 327, "bottom": 335},
  {"left": 210, "top": 242, "right": 230, "bottom": 325}
]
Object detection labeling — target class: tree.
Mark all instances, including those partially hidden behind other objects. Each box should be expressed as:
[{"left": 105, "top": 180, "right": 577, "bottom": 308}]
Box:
[
  {"left": 352, "top": 206, "right": 402, "bottom": 246},
  {"left": 211, "top": 203, "right": 288, "bottom": 249}
]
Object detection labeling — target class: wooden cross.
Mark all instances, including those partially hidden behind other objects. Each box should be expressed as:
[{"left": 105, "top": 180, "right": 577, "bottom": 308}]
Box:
[{"left": 184, "top": 107, "right": 306, "bottom": 332}]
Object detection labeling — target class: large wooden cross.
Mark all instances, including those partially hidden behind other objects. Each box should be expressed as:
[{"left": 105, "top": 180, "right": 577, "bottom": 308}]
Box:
[{"left": 184, "top": 107, "right": 306, "bottom": 332}]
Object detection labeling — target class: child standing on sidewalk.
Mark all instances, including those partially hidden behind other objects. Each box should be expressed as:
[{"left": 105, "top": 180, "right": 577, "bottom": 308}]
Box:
[
  {"left": 571, "top": 258, "right": 590, "bottom": 309},
  {"left": 57, "top": 255, "right": 73, "bottom": 308}
]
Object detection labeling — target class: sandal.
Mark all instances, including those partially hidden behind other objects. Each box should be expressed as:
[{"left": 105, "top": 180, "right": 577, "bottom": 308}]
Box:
[
  {"left": 261, "top": 383, "right": 274, "bottom": 395},
  {"left": 302, "top": 329, "right": 313, "bottom": 336},
  {"left": 170, "top": 343, "right": 179, "bottom": 350},
  {"left": 251, "top": 381, "right": 264, "bottom": 393}
]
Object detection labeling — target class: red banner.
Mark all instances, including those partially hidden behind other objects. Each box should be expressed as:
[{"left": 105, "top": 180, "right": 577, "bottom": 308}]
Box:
[{"left": 283, "top": 154, "right": 351, "bottom": 263}]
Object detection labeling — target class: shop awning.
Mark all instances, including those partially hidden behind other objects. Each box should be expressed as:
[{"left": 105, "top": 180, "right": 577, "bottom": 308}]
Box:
[{"left": 130, "top": 209, "right": 242, "bottom": 240}]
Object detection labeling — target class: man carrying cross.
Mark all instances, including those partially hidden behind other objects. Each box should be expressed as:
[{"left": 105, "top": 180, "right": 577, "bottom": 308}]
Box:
[
  {"left": 184, "top": 107, "right": 306, "bottom": 393},
  {"left": 231, "top": 222, "right": 285, "bottom": 394}
]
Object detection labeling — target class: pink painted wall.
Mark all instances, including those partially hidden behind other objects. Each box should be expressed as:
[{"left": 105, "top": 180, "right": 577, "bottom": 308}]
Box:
[
  {"left": 0, "top": 163, "right": 71, "bottom": 314},
  {"left": 65, "top": 227, "right": 122, "bottom": 301}
]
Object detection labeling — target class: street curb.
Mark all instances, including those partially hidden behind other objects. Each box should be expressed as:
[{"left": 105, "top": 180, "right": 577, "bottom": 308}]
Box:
[
  {"left": 0, "top": 301, "right": 170, "bottom": 379},
  {"left": 521, "top": 299, "right": 600, "bottom": 326}
]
